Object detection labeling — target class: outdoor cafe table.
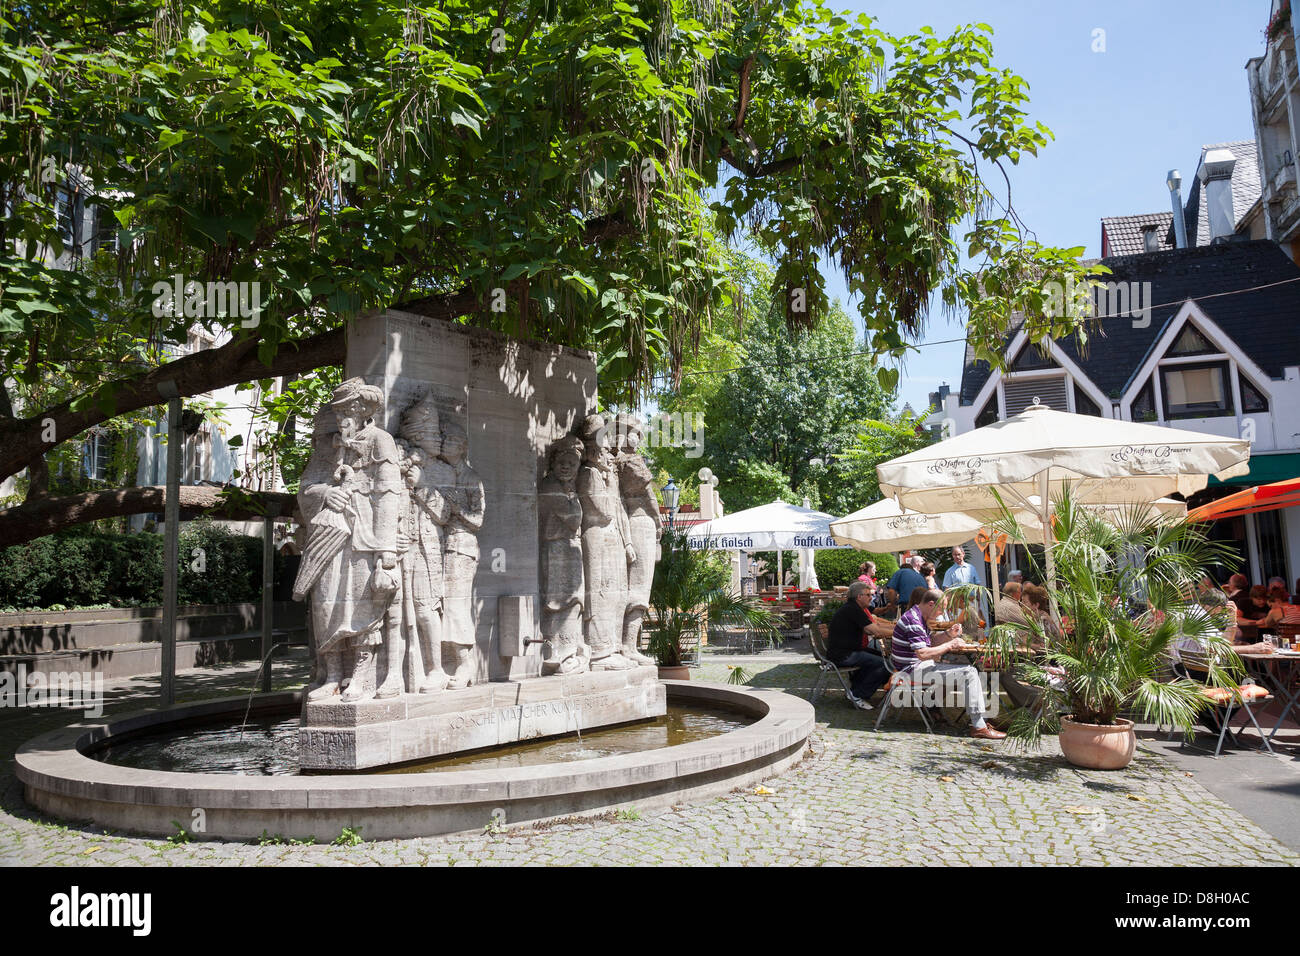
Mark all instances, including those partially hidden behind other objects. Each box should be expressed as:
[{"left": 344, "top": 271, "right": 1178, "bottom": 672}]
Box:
[{"left": 1235, "top": 648, "right": 1300, "bottom": 743}]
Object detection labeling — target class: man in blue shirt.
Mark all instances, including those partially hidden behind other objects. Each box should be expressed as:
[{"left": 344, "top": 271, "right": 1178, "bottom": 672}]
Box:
[
  {"left": 942, "top": 545, "right": 977, "bottom": 588},
  {"left": 885, "top": 555, "right": 927, "bottom": 610},
  {"left": 943, "top": 545, "right": 984, "bottom": 629}
]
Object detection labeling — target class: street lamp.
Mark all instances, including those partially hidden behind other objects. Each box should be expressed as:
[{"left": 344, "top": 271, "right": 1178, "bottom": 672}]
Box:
[{"left": 663, "top": 478, "right": 680, "bottom": 530}]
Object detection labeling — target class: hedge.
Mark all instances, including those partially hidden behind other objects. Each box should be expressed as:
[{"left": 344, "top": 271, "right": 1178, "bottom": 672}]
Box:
[{"left": 0, "top": 520, "right": 289, "bottom": 611}]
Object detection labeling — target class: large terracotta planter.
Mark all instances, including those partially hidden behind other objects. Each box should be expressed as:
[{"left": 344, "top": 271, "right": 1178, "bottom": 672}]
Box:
[
  {"left": 658, "top": 665, "right": 690, "bottom": 680},
  {"left": 1058, "top": 716, "right": 1136, "bottom": 770}
]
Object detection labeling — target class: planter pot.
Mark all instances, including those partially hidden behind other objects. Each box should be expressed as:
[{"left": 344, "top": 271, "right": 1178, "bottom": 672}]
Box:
[
  {"left": 658, "top": 665, "right": 690, "bottom": 681},
  {"left": 1058, "top": 716, "right": 1136, "bottom": 770}
]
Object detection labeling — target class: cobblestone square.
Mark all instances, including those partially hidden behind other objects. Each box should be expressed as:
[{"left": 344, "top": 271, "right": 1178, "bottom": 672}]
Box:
[{"left": 1, "top": 654, "right": 1295, "bottom": 866}]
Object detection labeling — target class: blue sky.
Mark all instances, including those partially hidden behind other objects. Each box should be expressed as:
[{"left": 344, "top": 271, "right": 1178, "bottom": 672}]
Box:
[{"left": 824, "top": 0, "right": 1271, "bottom": 414}]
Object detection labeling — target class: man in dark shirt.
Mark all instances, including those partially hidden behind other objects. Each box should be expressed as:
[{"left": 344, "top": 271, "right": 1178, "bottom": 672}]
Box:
[
  {"left": 885, "top": 556, "right": 928, "bottom": 611},
  {"left": 826, "top": 581, "right": 893, "bottom": 710}
]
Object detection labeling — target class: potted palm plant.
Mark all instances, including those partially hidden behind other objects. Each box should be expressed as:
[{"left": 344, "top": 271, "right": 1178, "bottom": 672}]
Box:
[
  {"left": 646, "top": 530, "right": 782, "bottom": 679},
  {"left": 981, "top": 489, "right": 1242, "bottom": 769}
]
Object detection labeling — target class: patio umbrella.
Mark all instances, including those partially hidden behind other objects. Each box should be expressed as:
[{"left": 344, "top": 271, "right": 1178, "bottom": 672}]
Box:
[
  {"left": 1187, "top": 475, "right": 1300, "bottom": 522},
  {"left": 876, "top": 401, "right": 1249, "bottom": 587},
  {"left": 686, "top": 499, "right": 848, "bottom": 599},
  {"left": 829, "top": 498, "right": 1009, "bottom": 552}
]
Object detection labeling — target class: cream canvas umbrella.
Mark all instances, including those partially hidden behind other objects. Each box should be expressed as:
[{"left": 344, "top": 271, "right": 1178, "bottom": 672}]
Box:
[
  {"left": 876, "top": 401, "right": 1248, "bottom": 585},
  {"left": 829, "top": 498, "right": 1016, "bottom": 552},
  {"left": 686, "top": 499, "right": 848, "bottom": 599}
]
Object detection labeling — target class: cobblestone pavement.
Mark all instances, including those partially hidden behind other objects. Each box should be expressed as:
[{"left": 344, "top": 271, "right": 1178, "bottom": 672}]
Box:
[{"left": 2, "top": 653, "right": 1296, "bottom": 866}]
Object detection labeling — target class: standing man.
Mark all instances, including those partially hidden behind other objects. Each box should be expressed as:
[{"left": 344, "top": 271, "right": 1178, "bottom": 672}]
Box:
[
  {"left": 942, "top": 545, "right": 977, "bottom": 589},
  {"left": 942, "top": 544, "right": 983, "bottom": 631},
  {"left": 891, "top": 588, "right": 1005, "bottom": 739},
  {"left": 825, "top": 581, "right": 894, "bottom": 710}
]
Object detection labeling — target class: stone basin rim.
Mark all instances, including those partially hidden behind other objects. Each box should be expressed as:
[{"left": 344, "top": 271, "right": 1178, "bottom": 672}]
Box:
[{"left": 15, "top": 680, "right": 814, "bottom": 811}]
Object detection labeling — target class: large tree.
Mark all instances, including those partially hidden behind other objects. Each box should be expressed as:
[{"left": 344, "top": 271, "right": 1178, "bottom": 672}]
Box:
[
  {"left": 0, "top": 0, "right": 1097, "bottom": 543},
  {"left": 677, "top": 287, "right": 894, "bottom": 515}
]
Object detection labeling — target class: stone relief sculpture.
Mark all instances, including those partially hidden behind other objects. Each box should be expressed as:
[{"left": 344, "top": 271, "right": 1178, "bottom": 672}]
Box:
[
  {"left": 438, "top": 421, "right": 484, "bottom": 688},
  {"left": 578, "top": 414, "right": 636, "bottom": 671},
  {"left": 396, "top": 395, "right": 453, "bottom": 694},
  {"left": 538, "top": 435, "right": 589, "bottom": 675},
  {"left": 614, "top": 414, "right": 659, "bottom": 666},
  {"left": 294, "top": 378, "right": 404, "bottom": 703}
]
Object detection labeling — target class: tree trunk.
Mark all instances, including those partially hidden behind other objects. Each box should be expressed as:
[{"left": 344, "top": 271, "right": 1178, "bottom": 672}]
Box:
[{"left": 0, "top": 485, "right": 299, "bottom": 545}]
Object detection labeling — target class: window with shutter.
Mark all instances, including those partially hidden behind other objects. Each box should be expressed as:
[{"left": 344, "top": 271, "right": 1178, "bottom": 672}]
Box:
[{"left": 1003, "top": 376, "right": 1068, "bottom": 415}]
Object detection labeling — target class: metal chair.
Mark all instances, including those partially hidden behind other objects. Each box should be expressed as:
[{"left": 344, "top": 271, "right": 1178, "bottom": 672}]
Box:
[
  {"left": 1174, "top": 648, "right": 1276, "bottom": 758},
  {"left": 808, "top": 625, "right": 858, "bottom": 703},
  {"left": 873, "top": 652, "right": 933, "bottom": 733}
]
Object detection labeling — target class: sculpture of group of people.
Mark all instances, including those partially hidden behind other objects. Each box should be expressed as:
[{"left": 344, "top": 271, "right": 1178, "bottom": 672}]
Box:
[
  {"left": 295, "top": 379, "right": 662, "bottom": 701},
  {"left": 539, "top": 413, "right": 662, "bottom": 674},
  {"left": 296, "top": 378, "right": 483, "bottom": 702}
]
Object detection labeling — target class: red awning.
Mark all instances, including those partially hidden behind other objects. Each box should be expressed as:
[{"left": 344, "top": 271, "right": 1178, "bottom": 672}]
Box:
[{"left": 1187, "top": 476, "right": 1300, "bottom": 522}]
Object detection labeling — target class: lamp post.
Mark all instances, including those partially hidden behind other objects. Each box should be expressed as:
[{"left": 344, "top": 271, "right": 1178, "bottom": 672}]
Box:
[{"left": 663, "top": 478, "right": 680, "bottom": 530}]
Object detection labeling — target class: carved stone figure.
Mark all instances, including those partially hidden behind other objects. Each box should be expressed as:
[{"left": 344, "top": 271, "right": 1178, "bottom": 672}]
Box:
[
  {"left": 293, "top": 378, "right": 403, "bottom": 703},
  {"left": 397, "top": 395, "right": 453, "bottom": 694},
  {"left": 296, "top": 407, "right": 350, "bottom": 700},
  {"left": 578, "top": 415, "right": 636, "bottom": 670},
  {"left": 539, "top": 435, "right": 589, "bottom": 675},
  {"left": 614, "top": 414, "right": 659, "bottom": 665},
  {"left": 438, "top": 421, "right": 484, "bottom": 688}
]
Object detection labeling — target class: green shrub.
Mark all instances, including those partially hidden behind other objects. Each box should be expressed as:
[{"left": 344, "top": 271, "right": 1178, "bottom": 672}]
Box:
[
  {"left": 0, "top": 521, "right": 288, "bottom": 610},
  {"left": 813, "top": 549, "right": 898, "bottom": 590}
]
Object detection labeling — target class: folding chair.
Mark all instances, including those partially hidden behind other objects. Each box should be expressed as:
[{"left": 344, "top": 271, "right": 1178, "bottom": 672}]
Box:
[
  {"left": 1174, "top": 648, "right": 1275, "bottom": 758},
  {"left": 873, "top": 654, "right": 933, "bottom": 733},
  {"left": 808, "top": 625, "right": 858, "bottom": 703}
]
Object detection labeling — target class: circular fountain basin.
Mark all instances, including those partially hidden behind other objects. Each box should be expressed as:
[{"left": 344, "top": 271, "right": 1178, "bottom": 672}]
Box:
[{"left": 16, "top": 681, "right": 813, "bottom": 840}]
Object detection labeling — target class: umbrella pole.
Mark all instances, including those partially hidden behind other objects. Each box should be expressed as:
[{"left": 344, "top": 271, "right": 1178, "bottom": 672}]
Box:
[
  {"left": 1040, "top": 469, "right": 1060, "bottom": 622},
  {"left": 778, "top": 549, "right": 783, "bottom": 600}
]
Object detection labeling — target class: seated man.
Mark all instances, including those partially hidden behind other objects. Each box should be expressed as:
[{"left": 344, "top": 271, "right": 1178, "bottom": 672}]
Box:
[
  {"left": 826, "top": 581, "right": 894, "bottom": 711},
  {"left": 891, "top": 587, "right": 1006, "bottom": 739},
  {"left": 994, "top": 581, "right": 1026, "bottom": 626}
]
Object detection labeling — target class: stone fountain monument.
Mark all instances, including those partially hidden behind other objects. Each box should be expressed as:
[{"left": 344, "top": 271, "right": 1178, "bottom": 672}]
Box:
[{"left": 292, "top": 311, "right": 667, "bottom": 769}]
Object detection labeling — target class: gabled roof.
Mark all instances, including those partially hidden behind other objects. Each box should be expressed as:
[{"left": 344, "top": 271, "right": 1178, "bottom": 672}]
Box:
[
  {"left": 1101, "top": 212, "right": 1174, "bottom": 257},
  {"left": 958, "top": 240, "right": 1300, "bottom": 406},
  {"left": 1165, "top": 141, "right": 1262, "bottom": 247}
]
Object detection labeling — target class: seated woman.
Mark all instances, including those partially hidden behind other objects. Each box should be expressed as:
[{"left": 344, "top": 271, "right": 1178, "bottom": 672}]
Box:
[{"left": 1259, "top": 587, "right": 1300, "bottom": 638}]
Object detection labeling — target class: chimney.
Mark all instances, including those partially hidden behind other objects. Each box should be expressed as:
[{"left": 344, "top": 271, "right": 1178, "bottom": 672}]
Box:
[
  {"left": 1198, "top": 148, "right": 1237, "bottom": 242},
  {"left": 1167, "top": 170, "right": 1188, "bottom": 249}
]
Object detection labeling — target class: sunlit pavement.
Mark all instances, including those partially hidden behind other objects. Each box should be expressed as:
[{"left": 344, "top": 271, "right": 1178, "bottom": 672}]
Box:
[{"left": 1, "top": 653, "right": 1295, "bottom": 866}]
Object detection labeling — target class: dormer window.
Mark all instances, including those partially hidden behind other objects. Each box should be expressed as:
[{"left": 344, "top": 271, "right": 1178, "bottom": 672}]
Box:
[{"left": 1141, "top": 225, "right": 1161, "bottom": 252}]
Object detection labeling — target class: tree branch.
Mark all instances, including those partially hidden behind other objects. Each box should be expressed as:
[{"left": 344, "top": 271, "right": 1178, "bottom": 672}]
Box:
[{"left": 0, "top": 485, "right": 300, "bottom": 546}]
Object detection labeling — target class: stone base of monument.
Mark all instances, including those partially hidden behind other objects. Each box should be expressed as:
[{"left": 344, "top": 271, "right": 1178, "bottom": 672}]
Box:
[{"left": 298, "top": 665, "right": 665, "bottom": 771}]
